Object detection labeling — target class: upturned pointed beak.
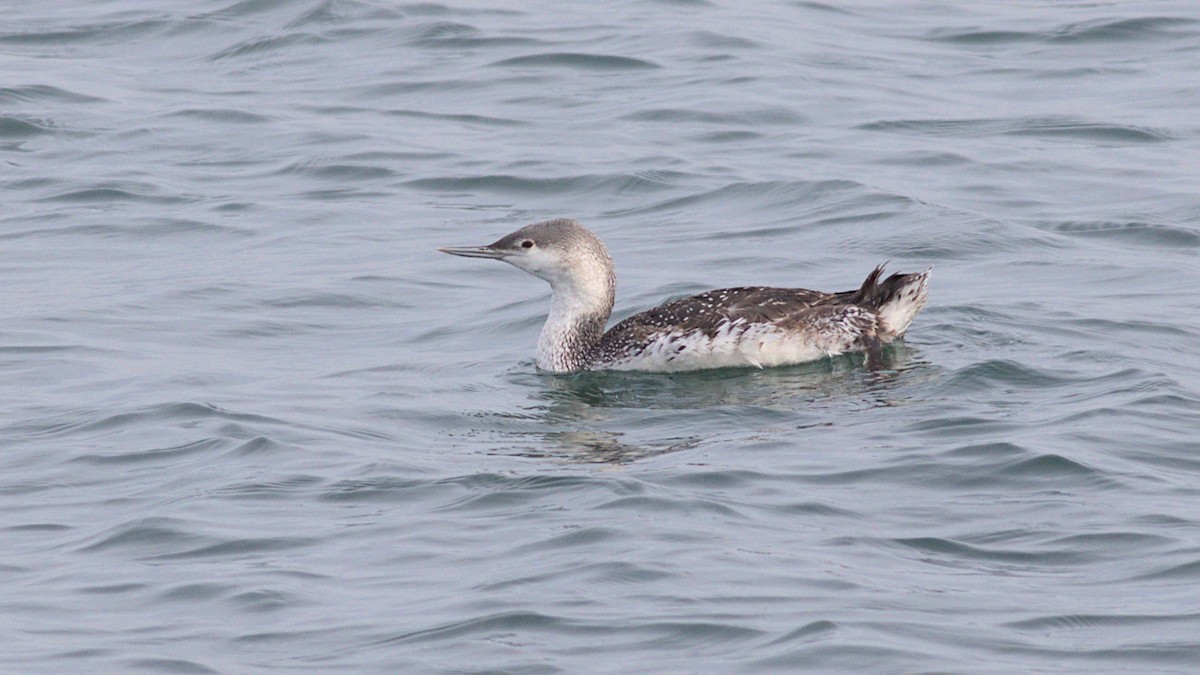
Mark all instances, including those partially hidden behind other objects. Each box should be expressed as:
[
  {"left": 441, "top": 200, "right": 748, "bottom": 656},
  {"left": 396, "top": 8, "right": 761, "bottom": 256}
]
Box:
[{"left": 437, "top": 245, "right": 507, "bottom": 259}]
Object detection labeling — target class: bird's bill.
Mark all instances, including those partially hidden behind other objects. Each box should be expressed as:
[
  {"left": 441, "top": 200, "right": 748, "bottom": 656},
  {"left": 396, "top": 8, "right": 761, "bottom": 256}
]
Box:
[{"left": 437, "top": 245, "right": 507, "bottom": 259}]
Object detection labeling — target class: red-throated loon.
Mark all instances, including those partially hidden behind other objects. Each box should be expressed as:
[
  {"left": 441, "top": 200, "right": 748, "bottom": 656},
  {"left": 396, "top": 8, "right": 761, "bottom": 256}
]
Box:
[{"left": 439, "top": 218, "right": 930, "bottom": 373}]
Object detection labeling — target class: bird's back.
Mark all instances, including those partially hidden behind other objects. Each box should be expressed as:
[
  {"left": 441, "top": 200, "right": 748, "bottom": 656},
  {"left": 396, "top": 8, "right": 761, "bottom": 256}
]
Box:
[{"left": 592, "top": 267, "right": 930, "bottom": 371}]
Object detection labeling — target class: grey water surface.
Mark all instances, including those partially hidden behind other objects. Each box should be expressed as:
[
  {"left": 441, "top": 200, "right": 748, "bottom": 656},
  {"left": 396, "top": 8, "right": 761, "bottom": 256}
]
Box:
[{"left": 4, "top": 0, "right": 1200, "bottom": 672}]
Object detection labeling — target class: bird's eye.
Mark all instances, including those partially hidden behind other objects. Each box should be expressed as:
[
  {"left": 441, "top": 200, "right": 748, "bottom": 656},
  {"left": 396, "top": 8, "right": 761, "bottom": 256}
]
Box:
[{"left": 521, "top": 240, "right": 534, "bottom": 249}]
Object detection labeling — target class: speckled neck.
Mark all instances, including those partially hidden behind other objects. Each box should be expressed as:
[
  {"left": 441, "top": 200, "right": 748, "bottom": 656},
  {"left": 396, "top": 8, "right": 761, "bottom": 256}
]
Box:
[{"left": 534, "top": 246, "right": 616, "bottom": 373}]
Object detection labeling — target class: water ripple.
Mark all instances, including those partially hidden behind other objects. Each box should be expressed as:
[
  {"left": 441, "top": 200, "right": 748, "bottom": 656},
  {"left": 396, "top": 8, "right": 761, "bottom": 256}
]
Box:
[
  {"left": 404, "top": 172, "right": 678, "bottom": 195},
  {"left": 492, "top": 52, "right": 660, "bottom": 70},
  {"left": 405, "top": 21, "right": 542, "bottom": 49},
  {"left": 384, "top": 108, "right": 527, "bottom": 127},
  {"left": 0, "top": 84, "right": 105, "bottom": 104},
  {"left": 207, "top": 33, "right": 327, "bottom": 61},
  {"left": 623, "top": 106, "right": 805, "bottom": 125},
  {"left": 4, "top": 1, "right": 1200, "bottom": 672},
  {"left": 0, "top": 16, "right": 170, "bottom": 46},
  {"left": 1007, "top": 611, "right": 1200, "bottom": 632},
  {"left": 1044, "top": 219, "right": 1200, "bottom": 248},
  {"left": 859, "top": 116, "right": 1172, "bottom": 143},
  {"left": 0, "top": 115, "right": 57, "bottom": 138},
  {"left": 926, "top": 16, "right": 1200, "bottom": 45}
]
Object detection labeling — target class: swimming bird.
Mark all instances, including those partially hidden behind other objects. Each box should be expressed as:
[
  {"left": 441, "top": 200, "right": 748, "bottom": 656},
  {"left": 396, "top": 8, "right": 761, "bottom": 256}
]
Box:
[{"left": 439, "top": 218, "right": 930, "bottom": 373}]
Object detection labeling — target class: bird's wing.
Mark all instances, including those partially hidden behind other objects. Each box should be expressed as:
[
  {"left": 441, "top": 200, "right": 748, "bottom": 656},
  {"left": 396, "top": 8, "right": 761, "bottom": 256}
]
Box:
[
  {"left": 607, "top": 286, "right": 836, "bottom": 336},
  {"left": 596, "top": 287, "right": 880, "bottom": 365}
]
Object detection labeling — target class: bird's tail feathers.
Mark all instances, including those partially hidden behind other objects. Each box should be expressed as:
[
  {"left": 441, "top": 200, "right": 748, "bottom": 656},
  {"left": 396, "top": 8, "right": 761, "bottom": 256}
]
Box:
[{"left": 848, "top": 264, "right": 932, "bottom": 338}]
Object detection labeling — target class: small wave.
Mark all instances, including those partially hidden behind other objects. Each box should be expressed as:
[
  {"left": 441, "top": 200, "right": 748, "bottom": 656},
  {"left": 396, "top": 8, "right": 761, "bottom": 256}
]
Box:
[
  {"left": 1007, "top": 119, "right": 1172, "bottom": 143},
  {"left": 159, "top": 582, "right": 235, "bottom": 602},
  {"left": 228, "top": 589, "right": 299, "bottom": 613},
  {"left": 125, "top": 658, "right": 217, "bottom": 674},
  {"left": 491, "top": 52, "right": 660, "bottom": 71},
  {"left": 688, "top": 30, "right": 762, "bottom": 50},
  {"left": 162, "top": 108, "right": 274, "bottom": 125},
  {"left": 392, "top": 2, "right": 523, "bottom": 18},
  {"left": 323, "top": 472, "right": 631, "bottom": 508},
  {"left": 0, "top": 219, "right": 252, "bottom": 240},
  {"left": 279, "top": 158, "right": 396, "bottom": 180},
  {"left": 219, "top": 319, "right": 336, "bottom": 338},
  {"left": 5, "top": 522, "right": 72, "bottom": 533},
  {"left": 478, "top": 560, "right": 672, "bottom": 591},
  {"left": 894, "top": 536, "right": 1087, "bottom": 565},
  {"left": 750, "top": 642, "right": 927, "bottom": 671},
  {"left": 0, "top": 84, "right": 104, "bottom": 104},
  {"left": 0, "top": 17, "right": 169, "bottom": 46},
  {"left": 1006, "top": 611, "right": 1200, "bottom": 631},
  {"left": 925, "top": 29, "right": 1039, "bottom": 45},
  {"left": 694, "top": 130, "right": 765, "bottom": 143},
  {"left": 404, "top": 20, "right": 543, "bottom": 49},
  {"left": 926, "top": 16, "right": 1198, "bottom": 45},
  {"left": 381, "top": 610, "right": 576, "bottom": 645},
  {"left": 404, "top": 172, "right": 677, "bottom": 196},
  {"left": 17, "top": 402, "right": 289, "bottom": 438},
  {"left": 506, "top": 526, "right": 623, "bottom": 555},
  {"left": 1045, "top": 220, "right": 1200, "bottom": 248},
  {"left": 226, "top": 436, "right": 285, "bottom": 457},
  {"left": 1130, "top": 560, "right": 1200, "bottom": 582},
  {"left": 0, "top": 115, "right": 56, "bottom": 138},
  {"left": 34, "top": 185, "right": 191, "bottom": 205},
  {"left": 434, "top": 473, "right": 631, "bottom": 512},
  {"left": 651, "top": 0, "right": 714, "bottom": 7},
  {"left": 1052, "top": 16, "right": 1200, "bottom": 43},
  {"left": 943, "top": 440, "right": 1026, "bottom": 459},
  {"left": 207, "top": 33, "right": 325, "bottom": 61},
  {"left": 663, "top": 468, "right": 768, "bottom": 490},
  {"left": 321, "top": 476, "right": 443, "bottom": 503},
  {"left": 597, "top": 495, "right": 743, "bottom": 518},
  {"left": 1058, "top": 318, "right": 1196, "bottom": 346},
  {"left": 77, "top": 582, "right": 146, "bottom": 595},
  {"left": 261, "top": 291, "right": 391, "bottom": 309},
  {"left": 623, "top": 106, "right": 804, "bottom": 125},
  {"left": 1045, "top": 531, "right": 1173, "bottom": 551},
  {"left": 801, "top": 447, "right": 1107, "bottom": 491},
  {"left": 357, "top": 79, "right": 488, "bottom": 95},
  {"left": 761, "top": 620, "right": 839, "bottom": 646},
  {"left": 604, "top": 178, "right": 868, "bottom": 218},
  {"left": 992, "top": 453, "right": 1109, "bottom": 484},
  {"left": 940, "top": 359, "right": 1075, "bottom": 393},
  {"left": 72, "top": 438, "right": 226, "bottom": 466},
  {"left": 794, "top": 1, "right": 856, "bottom": 15},
  {"left": 151, "top": 536, "right": 313, "bottom": 561},
  {"left": 380, "top": 610, "right": 762, "bottom": 648},
  {"left": 384, "top": 108, "right": 526, "bottom": 127},
  {"left": 203, "top": 0, "right": 324, "bottom": 20},
  {"left": 900, "top": 415, "right": 1019, "bottom": 439},
  {"left": 859, "top": 116, "right": 1171, "bottom": 143},
  {"left": 767, "top": 501, "right": 860, "bottom": 517},
  {"left": 77, "top": 517, "right": 202, "bottom": 553},
  {"left": 872, "top": 150, "right": 974, "bottom": 167}
]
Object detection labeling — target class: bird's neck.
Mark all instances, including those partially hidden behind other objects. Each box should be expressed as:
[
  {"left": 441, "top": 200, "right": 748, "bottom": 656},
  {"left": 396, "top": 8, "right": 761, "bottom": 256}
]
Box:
[{"left": 536, "top": 274, "right": 615, "bottom": 373}]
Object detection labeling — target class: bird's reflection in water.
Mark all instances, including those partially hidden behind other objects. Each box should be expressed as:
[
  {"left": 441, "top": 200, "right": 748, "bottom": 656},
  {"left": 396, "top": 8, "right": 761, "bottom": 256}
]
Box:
[
  {"left": 530, "top": 342, "right": 930, "bottom": 411},
  {"left": 501, "top": 429, "right": 701, "bottom": 465},
  {"left": 483, "top": 343, "right": 933, "bottom": 465}
]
